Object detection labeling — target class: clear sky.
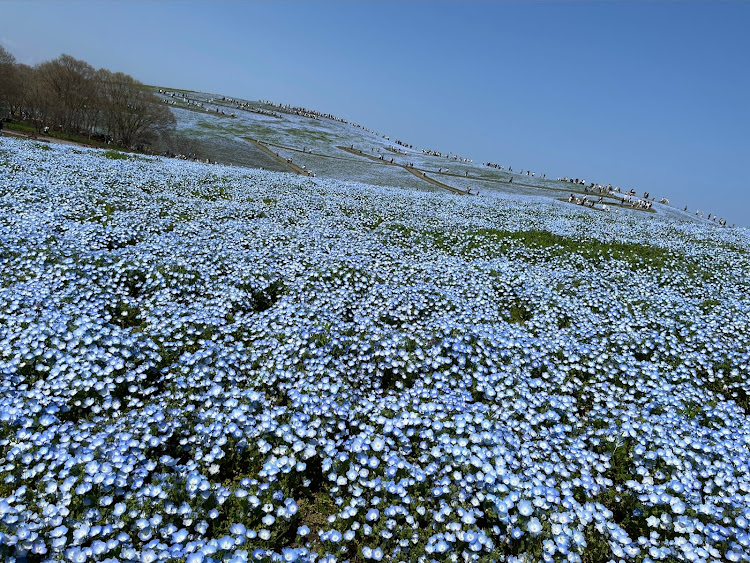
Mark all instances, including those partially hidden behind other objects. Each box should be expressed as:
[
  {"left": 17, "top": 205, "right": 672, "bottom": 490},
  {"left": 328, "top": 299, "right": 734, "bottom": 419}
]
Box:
[{"left": 3, "top": 1, "right": 749, "bottom": 226}]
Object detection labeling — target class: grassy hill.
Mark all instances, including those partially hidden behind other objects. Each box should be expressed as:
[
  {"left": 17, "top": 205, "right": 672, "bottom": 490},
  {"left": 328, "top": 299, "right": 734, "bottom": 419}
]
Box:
[{"left": 155, "top": 88, "right": 702, "bottom": 225}]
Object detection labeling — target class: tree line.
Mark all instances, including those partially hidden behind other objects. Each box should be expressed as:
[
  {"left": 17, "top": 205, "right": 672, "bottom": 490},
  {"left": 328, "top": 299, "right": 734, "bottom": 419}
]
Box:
[{"left": 0, "top": 46, "right": 175, "bottom": 150}]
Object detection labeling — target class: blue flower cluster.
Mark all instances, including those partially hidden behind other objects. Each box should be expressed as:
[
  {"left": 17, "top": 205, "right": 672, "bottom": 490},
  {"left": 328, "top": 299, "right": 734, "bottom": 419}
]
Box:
[{"left": 1, "top": 138, "right": 749, "bottom": 562}]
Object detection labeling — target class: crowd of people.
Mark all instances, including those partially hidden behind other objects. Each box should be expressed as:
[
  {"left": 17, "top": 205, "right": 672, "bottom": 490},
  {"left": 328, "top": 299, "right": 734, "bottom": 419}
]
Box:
[
  {"left": 568, "top": 193, "right": 610, "bottom": 211},
  {"left": 565, "top": 181, "right": 730, "bottom": 225},
  {"left": 688, "top": 208, "right": 730, "bottom": 226},
  {"left": 484, "top": 162, "right": 546, "bottom": 179},
  {"left": 159, "top": 90, "right": 237, "bottom": 117},
  {"left": 258, "top": 100, "right": 349, "bottom": 123},
  {"left": 154, "top": 87, "right": 739, "bottom": 228}
]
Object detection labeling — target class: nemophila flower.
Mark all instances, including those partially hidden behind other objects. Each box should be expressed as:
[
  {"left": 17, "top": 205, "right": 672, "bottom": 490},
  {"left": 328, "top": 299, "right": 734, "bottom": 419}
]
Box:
[
  {"left": 2, "top": 138, "right": 750, "bottom": 562},
  {"left": 528, "top": 517, "right": 543, "bottom": 535},
  {"left": 281, "top": 547, "right": 299, "bottom": 562},
  {"left": 518, "top": 500, "right": 533, "bottom": 517},
  {"left": 51, "top": 525, "right": 68, "bottom": 538},
  {"left": 218, "top": 536, "right": 234, "bottom": 550},
  {"left": 726, "top": 549, "right": 743, "bottom": 562},
  {"left": 366, "top": 508, "right": 379, "bottom": 521}
]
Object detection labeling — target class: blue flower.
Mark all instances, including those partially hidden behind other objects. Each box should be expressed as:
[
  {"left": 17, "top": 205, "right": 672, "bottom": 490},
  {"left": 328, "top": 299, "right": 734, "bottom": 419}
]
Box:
[{"left": 517, "top": 500, "right": 533, "bottom": 517}]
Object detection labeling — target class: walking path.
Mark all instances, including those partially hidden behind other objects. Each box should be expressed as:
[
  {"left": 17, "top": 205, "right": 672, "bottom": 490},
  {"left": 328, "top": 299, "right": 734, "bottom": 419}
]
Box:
[
  {"left": 263, "top": 141, "right": 365, "bottom": 164},
  {"left": 245, "top": 138, "right": 314, "bottom": 176},
  {"left": 423, "top": 166, "right": 645, "bottom": 208},
  {"left": 167, "top": 101, "right": 236, "bottom": 119},
  {"left": 1, "top": 129, "right": 89, "bottom": 147},
  {"left": 337, "top": 146, "right": 467, "bottom": 195}
]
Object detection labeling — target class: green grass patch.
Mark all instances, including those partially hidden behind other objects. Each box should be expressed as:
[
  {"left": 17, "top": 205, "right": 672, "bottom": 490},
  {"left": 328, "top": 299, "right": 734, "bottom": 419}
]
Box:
[
  {"left": 3, "top": 121, "right": 35, "bottom": 133},
  {"left": 196, "top": 121, "right": 249, "bottom": 136},
  {"left": 5, "top": 119, "right": 130, "bottom": 150},
  {"left": 289, "top": 128, "right": 332, "bottom": 144},
  {"left": 467, "top": 228, "right": 682, "bottom": 269},
  {"left": 104, "top": 150, "right": 130, "bottom": 160}
]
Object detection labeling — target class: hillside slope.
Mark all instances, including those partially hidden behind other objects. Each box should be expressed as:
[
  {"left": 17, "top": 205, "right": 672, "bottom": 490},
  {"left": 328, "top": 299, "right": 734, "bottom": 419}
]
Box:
[{"left": 157, "top": 88, "right": 704, "bottom": 226}]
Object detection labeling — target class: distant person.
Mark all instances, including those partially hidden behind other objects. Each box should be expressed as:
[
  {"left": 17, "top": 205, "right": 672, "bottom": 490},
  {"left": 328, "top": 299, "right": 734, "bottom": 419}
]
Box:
[{"left": 509, "top": 177, "right": 513, "bottom": 183}]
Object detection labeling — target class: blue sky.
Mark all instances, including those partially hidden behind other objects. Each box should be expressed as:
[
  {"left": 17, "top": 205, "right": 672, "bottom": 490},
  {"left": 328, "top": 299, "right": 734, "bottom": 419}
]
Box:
[{"left": 3, "top": 1, "right": 749, "bottom": 226}]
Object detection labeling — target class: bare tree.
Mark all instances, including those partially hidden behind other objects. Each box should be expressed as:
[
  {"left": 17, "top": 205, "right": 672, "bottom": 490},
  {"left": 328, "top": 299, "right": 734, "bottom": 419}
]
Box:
[
  {"left": 97, "top": 70, "right": 175, "bottom": 148},
  {"left": 37, "top": 54, "right": 96, "bottom": 134},
  {"left": 0, "top": 45, "right": 20, "bottom": 119},
  {"left": 1, "top": 46, "right": 175, "bottom": 148},
  {"left": 17, "top": 64, "right": 51, "bottom": 131}
]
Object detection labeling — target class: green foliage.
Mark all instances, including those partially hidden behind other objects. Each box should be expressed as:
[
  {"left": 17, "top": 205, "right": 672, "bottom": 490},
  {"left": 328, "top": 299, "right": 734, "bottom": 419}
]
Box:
[
  {"left": 677, "top": 400, "right": 702, "bottom": 420},
  {"left": 581, "top": 523, "right": 612, "bottom": 563},
  {"left": 4, "top": 120, "right": 36, "bottom": 133},
  {"left": 701, "top": 359, "right": 749, "bottom": 415},
  {"left": 106, "top": 300, "right": 142, "bottom": 329},
  {"left": 467, "top": 228, "right": 680, "bottom": 269},
  {"left": 103, "top": 150, "right": 130, "bottom": 160},
  {"left": 251, "top": 279, "right": 286, "bottom": 313},
  {"left": 566, "top": 368, "right": 596, "bottom": 415},
  {"left": 122, "top": 267, "right": 148, "bottom": 298},
  {"left": 699, "top": 298, "right": 721, "bottom": 313},
  {"left": 506, "top": 300, "right": 533, "bottom": 324},
  {"left": 557, "top": 314, "right": 572, "bottom": 329}
]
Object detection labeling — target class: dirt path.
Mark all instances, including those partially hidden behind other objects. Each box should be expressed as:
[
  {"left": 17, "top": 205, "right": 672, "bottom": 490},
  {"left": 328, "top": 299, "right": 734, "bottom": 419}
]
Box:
[
  {"left": 558, "top": 197, "right": 656, "bottom": 213},
  {"left": 1, "top": 129, "right": 92, "bottom": 147},
  {"left": 167, "top": 102, "right": 236, "bottom": 119},
  {"left": 337, "top": 146, "right": 467, "bottom": 195},
  {"left": 263, "top": 141, "right": 365, "bottom": 164},
  {"left": 419, "top": 166, "right": 637, "bottom": 206},
  {"left": 245, "top": 138, "right": 314, "bottom": 176},
  {"left": 402, "top": 166, "right": 469, "bottom": 194}
]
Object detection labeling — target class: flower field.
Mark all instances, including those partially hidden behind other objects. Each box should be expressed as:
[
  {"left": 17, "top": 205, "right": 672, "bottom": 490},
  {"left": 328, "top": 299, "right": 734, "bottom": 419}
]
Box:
[{"left": 1, "top": 138, "right": 749, "bottom": 563}]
